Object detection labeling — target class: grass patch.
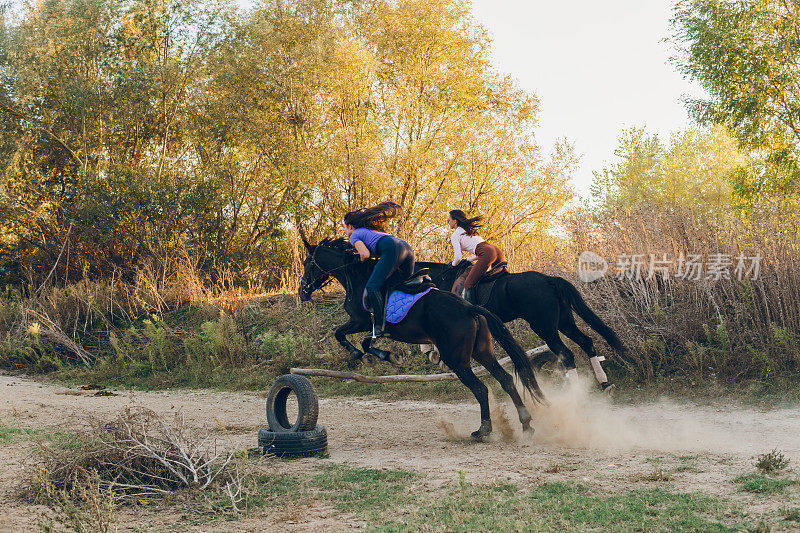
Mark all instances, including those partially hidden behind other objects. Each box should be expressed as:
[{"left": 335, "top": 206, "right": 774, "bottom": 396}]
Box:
[
  {"left": 674, "top": 455, "right": 703, "bottom": 474},
  {"left": 309, "top": 464, "right": 418, "bottom": 519},
  {"left": 197, "top": 463, "right": 419, "bottom": 524},
  {"left": 229, "top": 462, "right": 751, "bottom": 531},
  {"left": 0, "top": 419, "right": 84, "bottom": 448},
  {"left": 674, "top": 464, "right": 703, "bottom": 474},
  {"left": 0, "top": 419, "right": 25, "bottom": 443},
  {"left": 734, "top": 473, "right": 798, "bottom": 495},
  {"left": 782, "top": 507, "right": 800, "bottom": 522},
  {"left": 419, "top": 482, "right": 741, "bottom": 532}
]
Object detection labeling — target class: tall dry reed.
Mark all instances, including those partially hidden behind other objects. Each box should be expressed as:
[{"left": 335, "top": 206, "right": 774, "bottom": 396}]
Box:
[{"left": 564, "top": 202, "right": 800, "bottom": 383}]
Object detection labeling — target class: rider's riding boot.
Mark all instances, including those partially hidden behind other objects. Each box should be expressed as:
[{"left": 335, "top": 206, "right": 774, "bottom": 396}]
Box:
[
  {"left": 462, "top": 287, "right": 477, "bottom": 305},
  {"left": 366, "top": 289, "right": 387, "bottom": 338}
]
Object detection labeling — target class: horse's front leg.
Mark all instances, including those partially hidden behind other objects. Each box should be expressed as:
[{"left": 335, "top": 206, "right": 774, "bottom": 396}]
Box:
[
  {"left": 335, "top": 318, "right": 370, "bottom": 368},
  {"left": 361, "top": 336, "right": 398, "bottom": 365}
]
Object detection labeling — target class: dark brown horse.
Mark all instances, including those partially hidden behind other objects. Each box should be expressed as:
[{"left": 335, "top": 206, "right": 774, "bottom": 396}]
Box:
[
  {"left": 417, "top": 261, "right": 624, "bottom": 390},
  {"left": 297, "top": 236, "right": 546, "bottom": 439}
]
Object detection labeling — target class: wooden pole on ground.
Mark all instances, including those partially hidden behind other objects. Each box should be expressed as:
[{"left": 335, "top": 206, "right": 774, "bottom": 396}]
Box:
[{"left": 290, "top": 345, "right": 552, "bottom": 384}]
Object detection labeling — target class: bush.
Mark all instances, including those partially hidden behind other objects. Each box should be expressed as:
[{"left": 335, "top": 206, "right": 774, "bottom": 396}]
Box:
[{"left": 755, "top": 450, "right": 790, "bottom": 474}]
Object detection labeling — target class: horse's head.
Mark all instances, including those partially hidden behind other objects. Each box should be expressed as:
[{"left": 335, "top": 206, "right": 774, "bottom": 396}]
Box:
[{"left": 298, "top": 229, "right": 358, "bottom": 302}]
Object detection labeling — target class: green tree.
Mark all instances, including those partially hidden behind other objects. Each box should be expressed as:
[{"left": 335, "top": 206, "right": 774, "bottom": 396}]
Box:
[
  {"left": 0, "top": 0, "right": 227, "bottom": 283},
  {"left": 0, "top": 0, "right": 577, "bottom": 287},
  {"left": 191, "top": 0, "right": 344, "bottom": 281},
  {"left": 591, "top": 125, "right": 748, "bottom": 217},
  {"left": 671, "top": 0, "right": 800, "bottom": 189},
  {"left": 345, "top": 0, "right": 575, "bottom": 254}
]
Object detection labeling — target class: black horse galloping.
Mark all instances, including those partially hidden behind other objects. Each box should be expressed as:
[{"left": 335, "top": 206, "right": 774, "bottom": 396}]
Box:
[
  {"left": 298, "top": 235, "right": 546, "bottom": 439},
  {"left": 418, "top": 261, "right": 625, "bottom": 390}
]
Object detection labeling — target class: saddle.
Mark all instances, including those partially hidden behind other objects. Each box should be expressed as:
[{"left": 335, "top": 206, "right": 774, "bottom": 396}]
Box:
[
  {"left": 392, "top": 268, "right": 434, "bottom": 294},
  {"left": 457, "top": 262, "right": 510, "bottom": 306},
  {"left": 362, "top": 269, "right": 434, "bottom": 340},
  {"left": 477, "top": 262, "right": 509, "bottom": 284}
]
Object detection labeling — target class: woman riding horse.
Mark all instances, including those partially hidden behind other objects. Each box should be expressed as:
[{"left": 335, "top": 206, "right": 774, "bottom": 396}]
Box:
[
  {"left": 420, "top": 210, "right": 506, "bottom": 358},
  {"left": 446, "top": 210, "right": 507, "bottom": 304},
  {"left": 297, "top": 232, "right": 547, "bottom": 439},
  {"left": 343, "top": 201, "right": 414, "bottom": 339}
]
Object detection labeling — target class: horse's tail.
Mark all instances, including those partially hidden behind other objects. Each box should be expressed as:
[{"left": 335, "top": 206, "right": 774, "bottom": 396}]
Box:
[
  {"left": 468, "top": 305, "right": 547, "bottom": 404},
  {"left": 554, "top": 277, "right": 625, "bottom": 353}
]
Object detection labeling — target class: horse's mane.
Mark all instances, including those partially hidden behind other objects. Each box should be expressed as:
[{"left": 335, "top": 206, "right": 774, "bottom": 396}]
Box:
[
  {"left": 318, "top": 237, "right": 356, "bottom": 253},
  {"left": 314, "top": 237, "right": 367, "bottom": 275}
]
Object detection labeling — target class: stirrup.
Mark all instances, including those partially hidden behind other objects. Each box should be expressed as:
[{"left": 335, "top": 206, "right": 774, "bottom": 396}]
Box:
[
  {"left": 370, "top": 311, "right": 379, "bottom": 338},
  {"left": 370, "top": 311, "right": 387, "bottom": 338}
]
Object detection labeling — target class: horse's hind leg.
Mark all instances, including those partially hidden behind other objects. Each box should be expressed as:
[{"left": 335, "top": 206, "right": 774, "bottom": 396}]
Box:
[
  {"left": 559, "top": 317, "right": 613, "bottom": 390},
  {"left": 487, "top": 360, "right": 533, "bottom": 431},
  {"left": 449, "top": 362, "right": 492, "bottom": 440},
  {"left": 538, "top": 331, "right": 580, "bottom": 385},
  {"left": 525, "top": 314, "right": 574, "bottom": 378},
  {"left": 471, "top": 324, "right": 533, "bottom": 432}
]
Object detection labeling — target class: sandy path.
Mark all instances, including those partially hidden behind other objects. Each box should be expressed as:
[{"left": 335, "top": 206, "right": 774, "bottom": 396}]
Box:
[{"left": 1, "top": 373, "right": 799, "bottom": 530}]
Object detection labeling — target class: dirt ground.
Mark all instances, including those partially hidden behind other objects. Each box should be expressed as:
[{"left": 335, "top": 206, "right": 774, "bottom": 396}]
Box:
[{"left": 1, "top": 372, "right": 799, "bottom": 531}]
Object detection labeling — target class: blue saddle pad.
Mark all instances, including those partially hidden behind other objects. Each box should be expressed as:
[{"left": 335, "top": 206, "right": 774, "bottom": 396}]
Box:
[{"left": 363, "top": 288, "right": 433, "bottom": 323}]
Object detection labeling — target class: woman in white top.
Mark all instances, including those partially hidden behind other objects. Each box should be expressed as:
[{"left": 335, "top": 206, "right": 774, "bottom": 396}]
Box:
[
  {"left": 448, "top": 209, "right": 506, "bottom": 304},
  {"left": 421, "top": 209, "right": 506, "bottom": 361}
]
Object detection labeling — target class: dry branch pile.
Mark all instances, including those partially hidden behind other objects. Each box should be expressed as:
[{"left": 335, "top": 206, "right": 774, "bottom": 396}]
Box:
[{"left": 29, "top": 407, "right": 242, "bottom": 502}]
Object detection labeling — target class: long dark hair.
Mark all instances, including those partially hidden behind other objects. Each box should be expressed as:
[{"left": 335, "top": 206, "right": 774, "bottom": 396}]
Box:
[
  {"left": 449, "top": 209, "right": 484, "bottom": 236},
  {"left": 344, "top": 201, "right": 402, "bottom": 231}
]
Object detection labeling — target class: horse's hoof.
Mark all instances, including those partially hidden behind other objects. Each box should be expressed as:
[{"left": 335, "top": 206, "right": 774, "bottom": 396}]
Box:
[
  {"left": 517, "top": 406, "right": 532, "bottom": 429},
  {"left": 521, "top": 420, "right": 532, "bottom": 432},
  {"left": 348, "top": 350, "right": 364, "bottom": 368},
  {"left": 601, "top": 382, "right": 616, "bottom": 394},
  {"left": 471, "top": 420, "right": 492, "bottom": 440},
  {"left": 426, "top": 349, "right": 440, "bottom": 365},
  {"left": 367, "top": 347, "right": 394, "bottom": 364}
]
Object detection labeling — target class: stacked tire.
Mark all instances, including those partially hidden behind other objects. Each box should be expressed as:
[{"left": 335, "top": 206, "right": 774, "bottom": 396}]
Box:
[{"left": 259, "top": 374, "right": 328, "bottom": 458}]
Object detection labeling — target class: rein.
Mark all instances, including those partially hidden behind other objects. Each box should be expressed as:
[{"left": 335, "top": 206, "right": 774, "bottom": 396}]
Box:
[
  {"left": 302, "top": 245, "right": 359, "bottom": 300},
  {"left": 428, "top": 262, "right": 461, "bottom": 284}
]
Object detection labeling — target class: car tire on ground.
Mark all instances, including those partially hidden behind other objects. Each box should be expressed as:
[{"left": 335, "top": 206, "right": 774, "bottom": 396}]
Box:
[
  {"left": 258, "top": 425, "right": 328, "bottom": 458},
  {"left": 266, "top": 374, "right": 319, "bottom": 432}
]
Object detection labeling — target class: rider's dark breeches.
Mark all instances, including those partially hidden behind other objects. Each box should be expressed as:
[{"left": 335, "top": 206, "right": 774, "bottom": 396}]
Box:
[{"left": 365, "top": 236, "right": 415, "bottom": 293}]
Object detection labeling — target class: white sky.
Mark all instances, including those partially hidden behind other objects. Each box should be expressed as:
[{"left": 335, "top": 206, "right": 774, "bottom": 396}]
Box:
[{"left": 469, "top": 0, "right": 708, "bottom": 197}]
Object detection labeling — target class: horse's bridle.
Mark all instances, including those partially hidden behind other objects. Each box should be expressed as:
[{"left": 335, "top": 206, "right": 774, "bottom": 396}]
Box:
[{"left": 300, "top": 246, "right": 355, "bottom": 297}]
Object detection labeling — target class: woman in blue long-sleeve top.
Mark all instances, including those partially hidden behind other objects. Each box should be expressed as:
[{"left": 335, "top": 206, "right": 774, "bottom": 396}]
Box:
[{"left": 343, "top": 201, "right": 415, "bottom": 337}]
